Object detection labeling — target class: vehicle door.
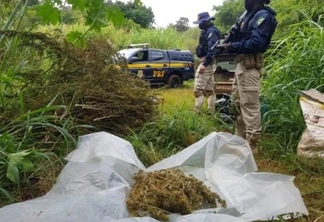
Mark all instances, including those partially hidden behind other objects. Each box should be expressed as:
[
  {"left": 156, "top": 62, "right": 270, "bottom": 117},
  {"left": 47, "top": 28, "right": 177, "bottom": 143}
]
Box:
[
  {"left": 127, "top": 50, "right": 149, "bottom": 79},
  {"left": 147, "top": 50, "right": 169, "bottom": 84}
]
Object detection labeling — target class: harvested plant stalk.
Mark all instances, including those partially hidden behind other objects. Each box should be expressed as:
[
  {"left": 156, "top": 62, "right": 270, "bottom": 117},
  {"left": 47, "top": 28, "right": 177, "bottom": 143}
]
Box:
[{"left": 126, "top": 169, "right": 226, "bottom": 221}]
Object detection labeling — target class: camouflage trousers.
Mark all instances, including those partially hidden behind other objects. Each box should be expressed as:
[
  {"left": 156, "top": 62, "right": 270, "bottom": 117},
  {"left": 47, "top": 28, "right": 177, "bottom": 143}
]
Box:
[
  {"left": 194, "top": 61, "right": 216, "bottom": 114},
  {"left": 232, "top": 61, "right": 261, "bottom": 147}
]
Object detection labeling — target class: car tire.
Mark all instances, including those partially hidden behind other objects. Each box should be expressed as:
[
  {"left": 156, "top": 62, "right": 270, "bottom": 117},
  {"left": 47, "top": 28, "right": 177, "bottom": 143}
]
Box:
[{"left": 167, "top": 75, "right": 182, "bottom": 88}]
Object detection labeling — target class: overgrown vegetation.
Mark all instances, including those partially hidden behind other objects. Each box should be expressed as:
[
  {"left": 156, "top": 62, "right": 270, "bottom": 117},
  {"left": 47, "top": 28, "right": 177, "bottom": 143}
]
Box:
[
  {"left": 261, "top": 18, "right": 324, "bottom": 154},
  {"left": 0, "top": 30, "right": 156, "bottom": 204},
  {"left": 0, "top": 0, "right": 324, "bottom": 221}
]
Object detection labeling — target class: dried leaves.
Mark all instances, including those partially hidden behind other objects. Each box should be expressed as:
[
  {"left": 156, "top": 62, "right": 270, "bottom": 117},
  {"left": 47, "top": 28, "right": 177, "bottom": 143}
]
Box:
[{"left": 127, "top": 169, "right": 226, "bottom": 221}]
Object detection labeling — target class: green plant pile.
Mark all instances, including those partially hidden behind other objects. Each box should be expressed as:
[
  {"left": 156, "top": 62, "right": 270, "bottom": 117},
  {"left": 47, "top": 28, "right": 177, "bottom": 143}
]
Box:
[
  {"left": 0, "top": 31, "right": 156, "bottom": 205},
  {"left": 126, "top": 169, "right": 226, "bottom": 221},
  {"left": 0, "top": 30, "right": 156, "bottom": 135}
]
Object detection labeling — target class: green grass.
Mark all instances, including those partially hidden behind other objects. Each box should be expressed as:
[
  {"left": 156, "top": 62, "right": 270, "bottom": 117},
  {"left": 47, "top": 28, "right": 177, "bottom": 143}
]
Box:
[
  {"left": 0, "top": 103, "right": 77, "bottom": 206},
  {"left": 126, "top": 81, "right": 234, "bottom": 166}
]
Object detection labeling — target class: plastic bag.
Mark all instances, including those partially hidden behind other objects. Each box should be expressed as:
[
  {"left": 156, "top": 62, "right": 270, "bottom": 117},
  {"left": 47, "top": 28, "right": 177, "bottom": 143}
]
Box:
[
  {"left": 0, "top": 132, "right": 308, "bottom": 222},
  {"left": 297, "top": 89, "right": 324, "bottom": 157}
]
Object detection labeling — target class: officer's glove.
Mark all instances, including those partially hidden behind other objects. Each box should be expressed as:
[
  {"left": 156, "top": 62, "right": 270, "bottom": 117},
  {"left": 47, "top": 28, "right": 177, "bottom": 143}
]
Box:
[{"left": 217, "top": 43, "right": 232, "bottom": 53}]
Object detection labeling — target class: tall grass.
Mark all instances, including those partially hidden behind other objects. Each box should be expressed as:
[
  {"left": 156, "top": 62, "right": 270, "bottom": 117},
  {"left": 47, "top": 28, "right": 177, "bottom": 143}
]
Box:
[
  {"left": 37, "top": 24, "right": 199, "bottom": 51},
  {"left": 126, "top": 28, "right": 186, "bottom": 49},
  {"left": 127, "top": 108, "right": 226, "bottom": 166},
  {"left": 0, "top": 31, "right": 79, "bottom": 205},
  {"left": 127, "top": 82, "right": 234, "bottom": 166},
  {"left": 261, "top": 18, "right": 324, "bottom": 154},
  {"left": 0, "top": 103, "right": 77, "bottom": 205}
]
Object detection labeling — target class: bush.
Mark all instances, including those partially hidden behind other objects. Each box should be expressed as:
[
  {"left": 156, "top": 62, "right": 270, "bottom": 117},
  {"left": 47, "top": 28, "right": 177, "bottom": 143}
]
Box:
[{"left": 261, "top": 19, "right": 324, "bottom": 153}]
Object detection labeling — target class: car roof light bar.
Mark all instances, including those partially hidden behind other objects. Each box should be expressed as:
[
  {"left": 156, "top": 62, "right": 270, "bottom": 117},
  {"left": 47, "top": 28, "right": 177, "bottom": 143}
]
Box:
[{"left": 128, "top": 43, "right": 150, "bottom": 49}]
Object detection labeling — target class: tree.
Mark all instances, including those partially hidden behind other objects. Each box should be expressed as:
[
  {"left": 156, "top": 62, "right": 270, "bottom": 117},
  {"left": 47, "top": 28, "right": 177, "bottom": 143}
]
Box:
[
  {"left": 0, "top": 0, "right": 135, "bottom": 46},
  {"left": 213, "top": 0, "right": 244, "bottom": 34},
  {"left": 106, "top": 0, "right": 155, "bottom": 28},
  {"left": 174, "top": 17, "right": 189, "bottom": 32}
]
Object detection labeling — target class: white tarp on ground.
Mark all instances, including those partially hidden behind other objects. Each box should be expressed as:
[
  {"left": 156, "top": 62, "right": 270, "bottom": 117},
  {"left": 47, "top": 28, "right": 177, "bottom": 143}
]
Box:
[{"left": 0, "top": 131, "right": 308, "bottom": 222}]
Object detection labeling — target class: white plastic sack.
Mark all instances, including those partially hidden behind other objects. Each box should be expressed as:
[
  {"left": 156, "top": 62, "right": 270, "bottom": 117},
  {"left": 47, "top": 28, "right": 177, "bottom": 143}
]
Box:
[
  {"left": 297, "top": 89, "right": 324, "bottom": 157},
  {"left": 0, "top": 131, "right": 308, "bottom": 222}
]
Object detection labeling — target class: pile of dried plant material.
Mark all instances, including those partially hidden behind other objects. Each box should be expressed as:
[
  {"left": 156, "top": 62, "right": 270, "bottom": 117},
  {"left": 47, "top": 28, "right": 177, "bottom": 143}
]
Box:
[
  {"left": 0, "top": 31, "right": 156, "bottom": 136},
  {"left": 127, "top": 169, "right": 227, "bottom": 221}
]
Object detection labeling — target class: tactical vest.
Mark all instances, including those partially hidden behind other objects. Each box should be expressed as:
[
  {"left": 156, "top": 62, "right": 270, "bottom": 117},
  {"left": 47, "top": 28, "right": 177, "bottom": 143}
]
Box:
[
  {"left": 195, "top": 26, "right": 220, "bottom": 58},
  {"left": 226, "top": 6, "right": 276, "bottom": 52}
]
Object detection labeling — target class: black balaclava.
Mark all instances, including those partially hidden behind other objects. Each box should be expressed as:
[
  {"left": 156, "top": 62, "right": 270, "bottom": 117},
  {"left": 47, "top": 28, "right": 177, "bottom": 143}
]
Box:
[
  {"left": 244, "top": 0, "right": 254, "bottom": 11},
  {"left": 245, "top": 0, "right": 268, "bottom": 11},
  {"left": 199, "top": 20, "right": 211, "bottom": 30}
]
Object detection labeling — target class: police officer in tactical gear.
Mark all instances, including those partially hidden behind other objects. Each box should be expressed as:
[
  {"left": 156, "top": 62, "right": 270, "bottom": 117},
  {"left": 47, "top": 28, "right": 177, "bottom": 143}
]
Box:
[
  {"left": 217, "top": 0, "right": 277, "bottom": 151},
  {"left": 193, "top": 12, "right": 221, "bottom": 114}
]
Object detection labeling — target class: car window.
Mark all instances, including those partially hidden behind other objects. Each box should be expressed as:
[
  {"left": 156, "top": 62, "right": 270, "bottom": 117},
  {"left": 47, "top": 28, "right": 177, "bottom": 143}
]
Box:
[
  {"left": 150, "top": 50, "right": 165, "bottom": 61},
  {"left": 133, "top": 51, "right": 148, "bottom": 61},
  {"left": 118, "top": 49, "right": 139, "bottom": 59},
  {"left": 168, "top": 51, "right": 193, "bottom": 62}
]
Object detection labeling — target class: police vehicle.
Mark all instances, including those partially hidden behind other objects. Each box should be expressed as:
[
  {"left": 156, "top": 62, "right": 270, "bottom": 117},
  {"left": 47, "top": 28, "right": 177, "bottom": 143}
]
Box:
[{"left": 118, "top": 43, "right": 195, "bottom": 88}]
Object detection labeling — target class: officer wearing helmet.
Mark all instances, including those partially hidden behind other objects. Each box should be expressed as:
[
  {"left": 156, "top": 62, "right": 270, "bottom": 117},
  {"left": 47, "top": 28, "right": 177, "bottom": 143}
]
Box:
[
  {"left": 217, "top": 0, "right": 277, "bottom": 151},
  {"left": 193, "top": 12, "right": 221, "bottom": 114}
]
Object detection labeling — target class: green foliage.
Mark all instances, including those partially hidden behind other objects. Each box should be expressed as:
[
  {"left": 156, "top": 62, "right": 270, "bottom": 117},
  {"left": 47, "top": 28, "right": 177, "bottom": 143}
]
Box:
[
  {"left": 106, "top": 0, "right": 154, "bottom": 28},
  {"left": 180, "top": 28, "right": 200, "bottom": 53},
  {"left": 27, "top": 0, "right": 40, "bottom": 6},
  {"left": 91, "top": 26, "right": 189, "bottom": 50},
  {"left": 127, "top": 101, "right": 231, "bottom": 166},
  {"left": 127, "top": 28, "right": 186, "bottom": 49},
  {"left": 0, "top": 30, "right": 157, "bottom": 204},
  {"left": 65, "top": 31, "right": 87, "bottom": 47},
  {"left": 67, "top": 0, "right": 87, "bottom": 11},
  {"left": 261, "top": 18, "right": 324, "bottom": 153},
  {"left": 0, "top": 30, "right": 65, "bottom": 117},
  {"left": 172, "top": 17, "right": 190, "bottom": 32},
  {"left": 37, "top": 23, "right": 199, "bottom": 55},
  {"left": 213, "top": 0, "right": 244, "bottom": 33},
  {"left": 0, "top": 103, "right": 76, "bottom": 203},
  {"left": 37, "top": 0, "right": 61, "bottom": 25},
  {"left": 83, "top": 0, "right": 109, "bottom": 31},
  {"left": 272, "top": 0, "right": 324, "bottom": 37},
  {"left": 212, "top": 0, "right": 324, "bottom": 38},
  {"left": 61, "top": 7, "right": 82, "bottom": 25},
  {"left": 0, "top": 0, "right": 15, "bottom": 20},
  {"left": 106, "top": 4, "right": 127, "bottom": 27},
  {"left": 1, "top": 0, "right": 132, "bottom": 46}
]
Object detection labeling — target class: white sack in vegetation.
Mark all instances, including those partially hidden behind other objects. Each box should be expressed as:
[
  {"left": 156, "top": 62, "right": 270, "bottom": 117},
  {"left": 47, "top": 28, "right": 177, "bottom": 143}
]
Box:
[
  {"left": 0, "top": 131, "right": 308, "bottom": 222},
  {"left": 298, "top": 89, "right": 324, "bottom": 158}
]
